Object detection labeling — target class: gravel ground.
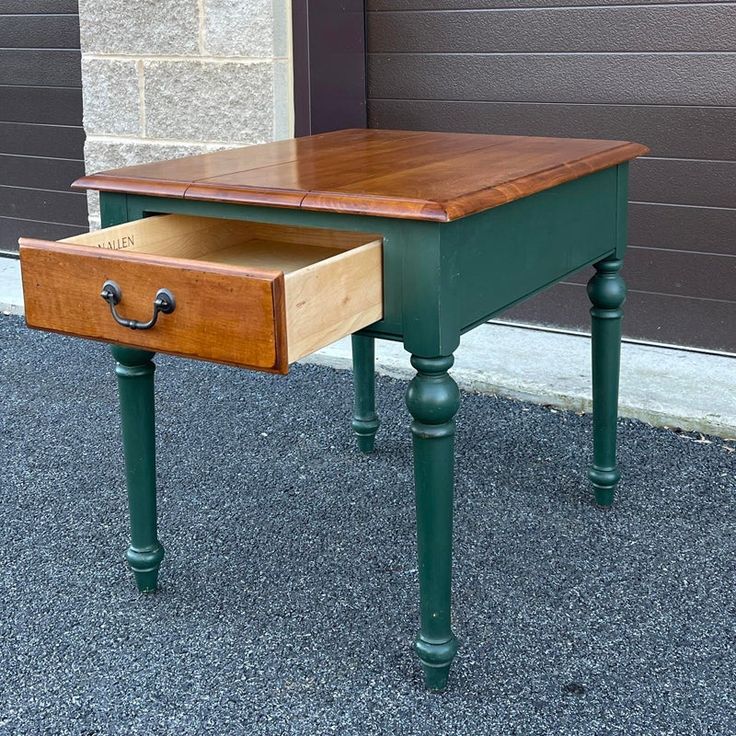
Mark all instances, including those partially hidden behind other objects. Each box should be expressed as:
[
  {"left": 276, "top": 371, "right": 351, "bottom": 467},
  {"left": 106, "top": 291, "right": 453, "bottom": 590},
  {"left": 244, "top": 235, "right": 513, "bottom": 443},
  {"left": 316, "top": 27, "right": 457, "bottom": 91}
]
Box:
[{"left": 0, "top": 315, "right": 734, "bottom": 736}]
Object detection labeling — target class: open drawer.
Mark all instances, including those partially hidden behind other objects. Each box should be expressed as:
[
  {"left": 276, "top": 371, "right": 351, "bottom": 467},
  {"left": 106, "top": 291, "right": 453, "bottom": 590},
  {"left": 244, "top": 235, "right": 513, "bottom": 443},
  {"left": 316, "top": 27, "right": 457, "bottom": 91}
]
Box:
[{"left": 19, "top": 214, "right": 383, "bottom": 373}]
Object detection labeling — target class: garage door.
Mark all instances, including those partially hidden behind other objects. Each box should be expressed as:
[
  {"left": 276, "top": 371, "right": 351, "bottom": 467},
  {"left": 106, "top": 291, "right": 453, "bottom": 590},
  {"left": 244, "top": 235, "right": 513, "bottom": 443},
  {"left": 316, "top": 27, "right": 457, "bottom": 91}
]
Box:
[
  {"left": 366, "top": 0, "right": 736, "bottom": 354},
  {"left": 0, "top": 0, "right": 87, "bottom": 254}
]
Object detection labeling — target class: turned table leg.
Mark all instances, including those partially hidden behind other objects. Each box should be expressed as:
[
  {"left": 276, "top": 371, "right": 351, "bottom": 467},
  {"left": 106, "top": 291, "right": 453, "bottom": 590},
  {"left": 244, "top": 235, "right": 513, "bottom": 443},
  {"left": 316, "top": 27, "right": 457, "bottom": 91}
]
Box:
[
  {"left": 405, "top": 354, "right": 460, "bottom": 691},
  {"left": 587, "top": 257, "right": 626, "bottom": 507},
  {"left": 111, "top": 346, "right": 165, "bottom": 592},
  {"left": 351, "top": 334, "right": 380, "bottom": 454}
]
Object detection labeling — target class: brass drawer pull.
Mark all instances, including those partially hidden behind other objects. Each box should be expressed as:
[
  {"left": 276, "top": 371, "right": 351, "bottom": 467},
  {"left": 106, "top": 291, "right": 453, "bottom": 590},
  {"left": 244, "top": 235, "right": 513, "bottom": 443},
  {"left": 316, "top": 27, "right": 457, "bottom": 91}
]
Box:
[{"left": 100, "top": 280, "right": 176, "bottom": 330}]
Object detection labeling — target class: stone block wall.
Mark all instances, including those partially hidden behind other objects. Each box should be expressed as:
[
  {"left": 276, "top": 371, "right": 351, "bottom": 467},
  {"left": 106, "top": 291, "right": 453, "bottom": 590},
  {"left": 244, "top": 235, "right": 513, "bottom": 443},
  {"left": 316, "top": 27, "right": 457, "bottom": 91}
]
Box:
[{"left": 78, "top": 0, "right": 292, "bottom": 228}]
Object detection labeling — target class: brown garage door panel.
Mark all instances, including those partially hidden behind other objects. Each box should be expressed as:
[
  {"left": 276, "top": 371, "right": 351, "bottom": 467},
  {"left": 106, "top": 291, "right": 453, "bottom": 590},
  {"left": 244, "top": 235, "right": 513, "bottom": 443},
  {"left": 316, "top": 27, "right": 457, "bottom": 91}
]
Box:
[
  {"left": 369, "top": 5, "right": 736, "bottom": 53},
  {"left": 369, "top": 0, "right": 736, "bottom": 9},
  {"left": 0, "top": 188, "right": 87, "bottom": 226},
  {"left": 0, "top": 14, "right": 80, "bottom": 48},
  {"left": 0, "top": 1, "right": 87, "bottom": 253},
  {"left": 368, "top": 100, "right": 736, "bottom": 162},
  {"left": 2, "top": 0, "right": 78, "bottom": 12},
  {"left": 503, "top": 283, "right": 736, "bottom": 354},
  {"left": 367, "top": 0, "right": 735, "bottom": 353},
  {"left": 563, "top": 248, "right": 736, "bottom": 303},
  {"left": 630, "top": 159, "right": 736, "bottom": 209},
  {"left": 1, "top": 156, "right": 85, "bottom": 192},
  {"left": 0, "top": 217, "right": 83, "bottom": 248},
  {"left": 0, "top": 50, "right": 82, "bottom": 87},
  {"left": 0, "top": 87, "right": 83, "bottom": 127},
  {"left": 629, "top": 204, "right": 736, "bottom": 256},
  {"left": 0, "top": 122, "right": 85, "bottom": 160},
  {"left": 368, "top": 54, "right": 736, "bottom": 106}
]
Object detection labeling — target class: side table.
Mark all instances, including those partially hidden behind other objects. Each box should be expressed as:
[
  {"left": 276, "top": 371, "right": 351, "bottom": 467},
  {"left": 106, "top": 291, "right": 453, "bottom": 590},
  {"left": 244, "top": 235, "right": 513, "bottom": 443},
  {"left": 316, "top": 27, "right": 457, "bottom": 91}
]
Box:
[{"left": 20, "top": 129, "right": 648, "bottom": 690}]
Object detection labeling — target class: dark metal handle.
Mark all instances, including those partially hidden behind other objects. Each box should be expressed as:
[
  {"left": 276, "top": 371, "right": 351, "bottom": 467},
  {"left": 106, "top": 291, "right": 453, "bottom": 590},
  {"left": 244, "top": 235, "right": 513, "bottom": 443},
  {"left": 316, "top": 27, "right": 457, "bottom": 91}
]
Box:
[{"left": 100, "top": 280, "right": 175, "bottom": 330}]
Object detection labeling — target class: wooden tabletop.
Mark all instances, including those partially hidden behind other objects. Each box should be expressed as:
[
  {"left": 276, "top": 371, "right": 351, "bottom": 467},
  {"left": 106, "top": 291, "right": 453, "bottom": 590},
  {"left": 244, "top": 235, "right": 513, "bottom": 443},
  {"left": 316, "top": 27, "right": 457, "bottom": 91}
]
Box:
[{"left": 74, "top": 129, "right": 648, "bottom": 222}]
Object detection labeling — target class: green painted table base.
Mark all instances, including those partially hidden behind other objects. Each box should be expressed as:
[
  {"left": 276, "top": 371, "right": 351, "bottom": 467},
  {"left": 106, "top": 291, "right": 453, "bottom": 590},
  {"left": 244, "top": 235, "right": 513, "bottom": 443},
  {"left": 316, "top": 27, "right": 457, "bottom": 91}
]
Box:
[
  {"left": 111, "top": 345, "right": 164, "bottom": 592},
  {"left": 102, "top": 164, "right": 629, "bottom": 691},
  {"left": 351, "top": 334, "right": 380, "bottom": 454},
  {"left": 587, "top": 257, "right": 626, "bottom": 508}
]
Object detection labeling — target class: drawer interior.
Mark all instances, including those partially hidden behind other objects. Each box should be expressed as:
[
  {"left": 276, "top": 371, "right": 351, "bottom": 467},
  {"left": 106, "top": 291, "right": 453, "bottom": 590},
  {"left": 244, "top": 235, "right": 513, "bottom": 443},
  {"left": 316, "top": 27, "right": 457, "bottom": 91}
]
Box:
[{"left": 61, "top": 214, "right": 379, "bottom": 275}]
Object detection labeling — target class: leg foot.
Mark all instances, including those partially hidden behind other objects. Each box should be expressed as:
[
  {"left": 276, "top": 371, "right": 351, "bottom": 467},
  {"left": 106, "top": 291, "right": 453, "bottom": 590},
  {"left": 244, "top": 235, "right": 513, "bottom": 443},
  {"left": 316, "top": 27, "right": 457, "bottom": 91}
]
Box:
[
  {"left": 351, "top": 334, "right": 379, "bottom": 454},
  {"left": 415, "top": 635, "right": 458, "bottom": 691},
  {"left": 589, "top": 468, "right": 620, "bottom": 508},
  {"left": 406, "top": 354, "right": 460, "bottom": 691},
  {"left": 587, "top": 257, "right": 626, "bottom": 507},
  {"left": 111, "top": 346, "right": 165, "bottom": 593},
  {"left": 126, "top": 546, "right": 165, "bottom": 593},
  {"left": 356, "top": 433, "right": 376, "bottom": 454}
]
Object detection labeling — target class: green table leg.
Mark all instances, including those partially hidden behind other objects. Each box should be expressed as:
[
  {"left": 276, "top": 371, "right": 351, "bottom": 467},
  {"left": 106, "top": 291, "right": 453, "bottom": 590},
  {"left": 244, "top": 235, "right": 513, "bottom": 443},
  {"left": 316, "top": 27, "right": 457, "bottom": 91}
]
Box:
[
  {"left": 405, "top": 354, "right": 460, "bottom": 691},
  {"left": 111, "top": 346, "right": 165, "bottom": 592},
  {"left": 351, "top": 334, "right": 380, "bottom": 454},
  {"left": 587, "top": 257, "right": 626, "bottom": 507}
]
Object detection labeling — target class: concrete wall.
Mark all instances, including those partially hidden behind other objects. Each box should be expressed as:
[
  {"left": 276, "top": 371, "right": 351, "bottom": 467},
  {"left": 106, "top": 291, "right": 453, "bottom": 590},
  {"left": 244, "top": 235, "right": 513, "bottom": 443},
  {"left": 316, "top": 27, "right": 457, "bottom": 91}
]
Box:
[{"left": 78, "top": 0, "right": 292, "bottom": 229}]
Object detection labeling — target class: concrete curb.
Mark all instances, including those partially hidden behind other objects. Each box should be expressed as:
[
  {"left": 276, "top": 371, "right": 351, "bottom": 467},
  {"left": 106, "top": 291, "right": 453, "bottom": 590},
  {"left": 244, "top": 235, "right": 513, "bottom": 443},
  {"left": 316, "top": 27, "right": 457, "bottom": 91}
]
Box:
[
  {"left": 0, "top": 258, "right": 23, "bottom": 316},
  {"left": 306, "top": 327, "right": 736, "bottom": 439},
  {"left": 2, "top": 255, "right": 734, "bottom": 438},
  {"left": 307, "top": 332, "right": 736, "bottom": 439}
]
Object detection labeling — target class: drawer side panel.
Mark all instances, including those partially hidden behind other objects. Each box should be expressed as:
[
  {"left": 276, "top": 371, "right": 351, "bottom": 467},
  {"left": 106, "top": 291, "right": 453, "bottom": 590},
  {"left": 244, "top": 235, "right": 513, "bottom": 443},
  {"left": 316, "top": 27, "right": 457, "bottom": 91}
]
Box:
[{"left": 285, "top": 240, "right": 383, "bottom": 363}]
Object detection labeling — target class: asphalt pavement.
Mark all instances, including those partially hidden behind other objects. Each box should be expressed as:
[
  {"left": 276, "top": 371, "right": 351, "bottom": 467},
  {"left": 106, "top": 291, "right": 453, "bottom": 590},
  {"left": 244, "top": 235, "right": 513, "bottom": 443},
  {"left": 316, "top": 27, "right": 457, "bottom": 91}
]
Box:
[{"left": 1, "top": 316, "right": 734, "bottom": 735}]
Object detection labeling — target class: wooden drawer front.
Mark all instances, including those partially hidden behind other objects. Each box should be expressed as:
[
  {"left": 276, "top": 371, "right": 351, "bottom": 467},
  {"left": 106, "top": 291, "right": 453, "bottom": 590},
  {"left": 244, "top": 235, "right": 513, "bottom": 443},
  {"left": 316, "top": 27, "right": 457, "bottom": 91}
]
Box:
[
  {"left": 20, "top": 243, "right": 284, "bottom": 370},
  {"left": 19, "top": 215, "right": 383, "bottom": 373}
]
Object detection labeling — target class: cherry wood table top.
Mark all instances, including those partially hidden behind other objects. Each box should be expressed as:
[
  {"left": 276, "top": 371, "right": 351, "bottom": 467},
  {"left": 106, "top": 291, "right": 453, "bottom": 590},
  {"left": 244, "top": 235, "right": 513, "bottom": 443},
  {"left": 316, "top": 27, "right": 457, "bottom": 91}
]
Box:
[{"left": 74, "top": 129, "right": 648, "bottom": 222}]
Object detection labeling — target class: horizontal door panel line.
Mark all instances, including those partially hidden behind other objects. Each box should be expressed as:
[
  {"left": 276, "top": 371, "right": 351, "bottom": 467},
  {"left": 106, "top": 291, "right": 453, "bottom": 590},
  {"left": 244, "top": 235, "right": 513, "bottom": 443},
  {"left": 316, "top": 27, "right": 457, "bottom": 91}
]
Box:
[
  {"left": 629, "top": 200, "right": 736, "bottom": 211},
  {"left": 0, "top": 184, "right": 86, "bottom": 195},
  {"left": 0, "top": 47, "right": 80, "bottom": 51},
  {"left": 639, "top": 156, "right": 736, "bottom": 163},
  {"left": 0, "top": 215, "right": 87, "bottom": 229},
  {"left": 0, "top": 13, "right": 79, "bottom": 17},
  {"left": 0, "top": 83, "right": 80, "bottom": 90},
  {"left": 0, "top": 152, "right": 84, "bottom": 163},
  {"left": 0, "top": 47, "right": 78, "bottom": 52},
  {"left": 560, "top": 280, "right": 736, "bottom": 305},
  {"left": 489, "top": 317, "right": 736, "bottom": 359},
  {"left": 628, "top": 244, "right": 736, "bottom": 258},
  {"left": 368, "top": 3, "right": 736, "bottom": 12},
  {"left": 367, "top": 97, "right": 736, "bottom": 109},
  {"left": 368, "top": 50, "right": 736, "bottom": 56},
  {"left": 0, "top": 120, "right": 83, "bottom": 129}
]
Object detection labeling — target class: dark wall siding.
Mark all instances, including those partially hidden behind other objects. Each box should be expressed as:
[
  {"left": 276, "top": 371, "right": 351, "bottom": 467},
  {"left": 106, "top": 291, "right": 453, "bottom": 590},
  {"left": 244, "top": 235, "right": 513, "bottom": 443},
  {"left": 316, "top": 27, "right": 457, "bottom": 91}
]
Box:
[
  {"left": 0, "top": 122, "right": 86, "bottom": 160},
  {"left": 1, "top": 0, "right": 78, "bottom": 11},
  {"left": 0, "top": 1, "right": 87, "bottom": 253},
  {"left": 366, "top": 1, "right": 736, "bottom": 353},
  {"left": 629, "top": 204, "right": 736, "bottom": 257},
  {"left": 0, "top": 87, "right": 84, "bottom": 126},
  {"left": 370, "top": 101, "right": 736, "bottom": 162},
  {"left": 370, "top": 0, "right": 733, "bottom": 8},
  {"left": 630, "top": 159, "right": 736, "bottom": 209},
  {"left": 369, "top": 54, "right": 735, "bottom": 106},
  {"left": 0, "top": 50, "right": 83, "bottom": 87},
  {"left": 369, "top": 6, "right": 736, "bottom": 52},
  {"left": 502, "top": 285, "right": 736, "bottom": 351},
  {"left": 0, "top": 188, "right": 87, "bottom": 225},
  {"left": 0, "top": 217, "right": 83, "bottom": 249},
  {"left": 1, "top": 156, "right": 85, "bottom": 192},
  {"left": 0, "top": 14, "right": 80, "bottom": 47}
]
